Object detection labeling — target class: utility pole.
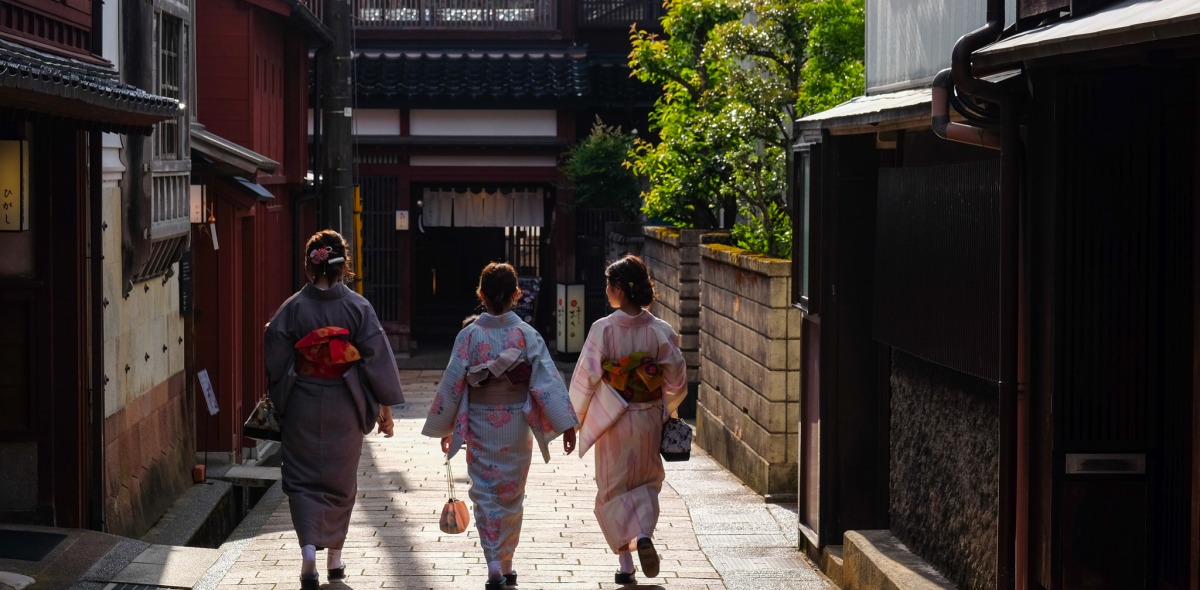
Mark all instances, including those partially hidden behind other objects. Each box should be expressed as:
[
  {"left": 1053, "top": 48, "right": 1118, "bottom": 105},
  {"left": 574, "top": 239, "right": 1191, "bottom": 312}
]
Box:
[{"left": 319, "top": 0, "right": 355, "bottom": 248}]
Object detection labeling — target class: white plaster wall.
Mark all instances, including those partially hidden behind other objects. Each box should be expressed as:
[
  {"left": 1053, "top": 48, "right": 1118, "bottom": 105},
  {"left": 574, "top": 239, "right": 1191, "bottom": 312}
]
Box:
[
  {"left": 409, "top": 109, "right": 557, "bottom": 136},
  {"left": 409, "top": 155, "right": 557, "bottom": 167},
  {"left": 100, "top": 182, "right": 186, "bottom": 419}
]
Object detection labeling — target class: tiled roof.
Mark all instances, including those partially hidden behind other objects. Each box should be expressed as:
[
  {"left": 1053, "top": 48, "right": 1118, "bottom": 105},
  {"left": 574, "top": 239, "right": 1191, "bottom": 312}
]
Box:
[
  {"left": 0, "top": 38, "right": 179, "bottom": 134},
  {"left": 355, "top": 48, "right": 590, "bottom": 101}
]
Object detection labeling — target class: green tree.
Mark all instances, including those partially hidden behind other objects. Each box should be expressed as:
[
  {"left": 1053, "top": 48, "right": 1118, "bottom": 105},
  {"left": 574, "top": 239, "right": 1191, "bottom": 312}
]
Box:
[
  {"left": 627, "top": 0, "right": 744, "bottom": 229},
  {"left": 628, "top": 0, "right": 864, "bottom": 258},
  {"left": 561, "top": 118, "right": 642, "bottom": 221}
]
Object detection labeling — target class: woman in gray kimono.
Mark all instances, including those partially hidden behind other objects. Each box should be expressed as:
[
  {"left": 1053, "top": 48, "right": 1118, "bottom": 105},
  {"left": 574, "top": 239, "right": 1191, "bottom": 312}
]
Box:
[
  {"left": 423, "top": 262, "right": 578, "bottom": 590},
  {"left": 265, "top": 229, "right": 405, "bottom": 590}
]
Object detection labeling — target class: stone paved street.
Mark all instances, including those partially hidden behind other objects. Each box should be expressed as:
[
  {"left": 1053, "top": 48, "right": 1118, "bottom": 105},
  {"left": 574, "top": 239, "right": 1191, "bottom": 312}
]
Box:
[{"left": 205, "top": 370, "right": 833, "bottom": 590}]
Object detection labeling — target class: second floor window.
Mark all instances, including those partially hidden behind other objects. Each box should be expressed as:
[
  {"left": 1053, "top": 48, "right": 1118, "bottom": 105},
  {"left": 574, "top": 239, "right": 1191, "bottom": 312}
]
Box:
[{"left": 157, "top": 14, "right": 183, "bottom": 159}]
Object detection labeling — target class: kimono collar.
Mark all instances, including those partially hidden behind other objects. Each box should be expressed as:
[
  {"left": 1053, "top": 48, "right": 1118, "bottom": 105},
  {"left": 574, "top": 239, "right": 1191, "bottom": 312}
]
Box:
[
  {"left": 608, "top": 309, "right": 653, "bottom": 327},
  {"left": 474, "top": 311, "right": 521, "bottom": 328},
  {"left": 302, "top": 282, "right": 350, "bottom": 301}
]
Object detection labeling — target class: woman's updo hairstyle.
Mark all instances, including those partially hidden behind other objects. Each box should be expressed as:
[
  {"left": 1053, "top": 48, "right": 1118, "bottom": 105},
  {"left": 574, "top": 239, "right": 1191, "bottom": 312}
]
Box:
[
  {"left": 304, "top": 229, "right": 354, "bottom": 283},
  {"left": 477, "top": 262, "right": 520, "bottom": 315},
  {"left": 606, "top": 254, "right": 655, "bottom": 308}
]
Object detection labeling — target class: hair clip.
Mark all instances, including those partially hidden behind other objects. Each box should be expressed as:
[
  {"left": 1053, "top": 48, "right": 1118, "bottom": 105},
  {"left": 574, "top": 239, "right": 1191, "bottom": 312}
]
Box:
[{"left": 327, "top": 256, "right": 345, "bottom": 265}]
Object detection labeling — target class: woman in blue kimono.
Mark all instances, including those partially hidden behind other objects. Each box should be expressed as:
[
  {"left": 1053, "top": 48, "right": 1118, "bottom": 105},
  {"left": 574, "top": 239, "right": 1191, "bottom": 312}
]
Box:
[{"left": 422, "top": 262, "right": 578, "bottom": 590}]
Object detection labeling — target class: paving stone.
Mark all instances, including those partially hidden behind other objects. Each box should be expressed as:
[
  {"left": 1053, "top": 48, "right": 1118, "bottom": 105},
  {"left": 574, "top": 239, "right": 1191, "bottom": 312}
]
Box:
[{"left": 203, "top": 370, "right": 833, "bottom": 590}]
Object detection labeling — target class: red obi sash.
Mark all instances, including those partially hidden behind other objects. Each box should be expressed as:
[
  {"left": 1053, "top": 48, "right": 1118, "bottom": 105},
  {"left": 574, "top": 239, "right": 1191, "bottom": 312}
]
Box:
[
  {"left": 601, "top": 352, "right": 664, "bottom": 403},
  {"left": 294, "top": 326, "right": 361, "bottom": 378}
]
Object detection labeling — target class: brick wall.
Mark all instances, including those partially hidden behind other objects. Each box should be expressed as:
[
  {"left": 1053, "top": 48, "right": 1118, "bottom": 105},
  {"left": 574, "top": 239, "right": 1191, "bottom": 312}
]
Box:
[
  {"left": 103, "top": 371, "right": 193, "bottom": 538},
  {"left": 642, "top": 227, "right": 703, "bottom": 383}
]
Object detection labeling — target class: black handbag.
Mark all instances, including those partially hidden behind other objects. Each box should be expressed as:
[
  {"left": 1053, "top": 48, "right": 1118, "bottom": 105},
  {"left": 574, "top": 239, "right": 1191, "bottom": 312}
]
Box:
[
  {"left": 244, "top": 397, "right": 282, "bottom": 442},
  {"left": 660, "top": 417, "right": 692, "bottom": 462}
]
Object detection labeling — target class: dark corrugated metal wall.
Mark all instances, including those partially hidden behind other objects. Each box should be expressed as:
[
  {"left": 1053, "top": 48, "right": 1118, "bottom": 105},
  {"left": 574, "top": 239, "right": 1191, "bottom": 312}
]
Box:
[{"left": 874, "top": 160, "right": 1001, "bottom": 382}]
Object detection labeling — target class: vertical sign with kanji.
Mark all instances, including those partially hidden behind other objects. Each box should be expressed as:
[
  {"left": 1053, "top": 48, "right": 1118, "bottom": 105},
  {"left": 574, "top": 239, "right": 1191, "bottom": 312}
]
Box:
[
  {"left": 556, "top": 283, "right": 586, "bottom": 354},
  {"left": 0, "top": 140, "right": 28, "bottom": 232}
]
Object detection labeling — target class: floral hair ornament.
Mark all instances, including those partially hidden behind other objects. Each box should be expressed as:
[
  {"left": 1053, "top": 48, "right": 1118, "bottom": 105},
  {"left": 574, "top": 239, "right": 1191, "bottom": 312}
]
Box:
[
  {"left": 309, "top": 246, "right": 332, "bottom": 264},
  {"left": 308, "top": 245, "right": 346, "bottom": 265}
]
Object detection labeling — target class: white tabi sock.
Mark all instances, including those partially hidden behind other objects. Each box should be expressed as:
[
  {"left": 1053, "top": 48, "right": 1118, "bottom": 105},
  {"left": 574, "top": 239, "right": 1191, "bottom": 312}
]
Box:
[
  {"left": 300, "top": 545, "right": 317, "bottom": 577},
  {"left": 618, "top": 550, "right": 635, "bottom": 574},
  {"left": 487, "top": 560, "right": 504, "bottom": 581},
  {"left": 327, "top": 548, "right": 343, "bottom": 570}
]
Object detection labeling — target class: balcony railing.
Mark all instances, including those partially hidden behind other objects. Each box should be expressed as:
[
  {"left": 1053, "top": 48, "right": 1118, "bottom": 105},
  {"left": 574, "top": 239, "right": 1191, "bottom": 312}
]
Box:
[
  {"left": 578, "top": 0, "right": 662, "bottom": 27},
  {"left": 354, "top": 0, "right": 556, "bottom": 30},
  {"left": 299, "top": 0, "right": 662, "bottom": 32}
]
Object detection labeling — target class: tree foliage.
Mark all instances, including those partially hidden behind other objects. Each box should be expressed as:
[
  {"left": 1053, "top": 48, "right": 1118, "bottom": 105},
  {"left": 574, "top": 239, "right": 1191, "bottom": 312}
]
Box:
[
  {"left": 627, "top": 0, "right": 864, "bottom": 258},
  {"left": 561, "top": 118, "right": 642, "bottom": 221}
]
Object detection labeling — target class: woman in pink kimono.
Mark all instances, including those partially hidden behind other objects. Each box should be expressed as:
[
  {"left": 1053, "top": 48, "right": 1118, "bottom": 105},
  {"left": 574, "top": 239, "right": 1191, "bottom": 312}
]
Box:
[
  {"left": 568, "top": 255, "right": 687, "bottom": 586},
  {"left": 422, "top": 262, "right": 579, "bottom": 590},
  {"left": 264, "top": 230, "right": 406, "bottom": 590}
]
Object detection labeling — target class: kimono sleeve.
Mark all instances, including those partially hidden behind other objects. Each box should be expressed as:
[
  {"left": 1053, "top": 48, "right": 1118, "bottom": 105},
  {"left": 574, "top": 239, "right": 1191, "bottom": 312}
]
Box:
[
  {"left": 421, "top": 327, "right": 472, "bottom": 438},
  {"left": 656, "top": 319, "right": 688, "bottom": 418},
  {"left": 525, "top": 327, "right": 578, "bottom": 435},
  {"left": 567, "top": 319, "right": 607, "bottom": 424},
  {"left": 356, "top": 301, "right": 405, "bottom": 406},
  {"left": 264, "top": 295, "right": 299, "bottom": 412}
]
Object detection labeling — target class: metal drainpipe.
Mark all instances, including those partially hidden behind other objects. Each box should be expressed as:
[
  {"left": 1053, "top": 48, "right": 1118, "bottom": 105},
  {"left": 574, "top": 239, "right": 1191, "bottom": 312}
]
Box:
[
  {"left": 88, "top": 0, "right": 107, "bottom": 533},
  {"left": 929, "top": 0, "right": 1021, "bottom": 586}
]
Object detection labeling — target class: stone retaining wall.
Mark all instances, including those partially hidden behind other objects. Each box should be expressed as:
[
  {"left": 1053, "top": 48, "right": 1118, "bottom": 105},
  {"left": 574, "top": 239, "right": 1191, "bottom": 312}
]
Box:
[
  {"left": 697, "top": 244, "right": 800, "bottom": 497},
  {"left": 642, "top": 227, "right": 703, "bottom": 385}
]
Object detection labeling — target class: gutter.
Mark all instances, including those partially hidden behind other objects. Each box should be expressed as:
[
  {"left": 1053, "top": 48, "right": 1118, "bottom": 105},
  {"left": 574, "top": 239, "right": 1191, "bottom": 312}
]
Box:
[{"left": 930, "top": 0, "right": 1024, "bottom": 588}]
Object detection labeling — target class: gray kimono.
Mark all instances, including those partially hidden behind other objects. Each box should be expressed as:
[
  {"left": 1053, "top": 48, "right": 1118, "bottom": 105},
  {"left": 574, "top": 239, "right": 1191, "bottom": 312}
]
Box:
[{"left": 264, "top": 282, "right": 405, "bottom": 550}]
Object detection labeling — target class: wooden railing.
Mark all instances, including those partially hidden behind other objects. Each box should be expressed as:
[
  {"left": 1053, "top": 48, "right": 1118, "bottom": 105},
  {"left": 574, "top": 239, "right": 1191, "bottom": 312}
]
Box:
[
  {"left": 300, "top": 0, "right": 662, "bottom": 33},
  {"left": 577, "top": 0, "right": 662, "bottom": 27},
  {"left": 353, "top": 0, "right": 557, "bottom": 30}
]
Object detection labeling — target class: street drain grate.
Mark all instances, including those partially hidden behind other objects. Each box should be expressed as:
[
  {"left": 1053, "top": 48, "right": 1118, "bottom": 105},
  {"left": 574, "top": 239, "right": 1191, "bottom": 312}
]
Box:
[{"left": 108, "top": 584, "right": 176, "bottom": 590}]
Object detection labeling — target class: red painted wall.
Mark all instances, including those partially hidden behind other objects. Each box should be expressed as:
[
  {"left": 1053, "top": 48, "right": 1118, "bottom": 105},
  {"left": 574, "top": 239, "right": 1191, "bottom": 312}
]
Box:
[{"left": 194, "top": 0, "right": 308, "bottom": 454}]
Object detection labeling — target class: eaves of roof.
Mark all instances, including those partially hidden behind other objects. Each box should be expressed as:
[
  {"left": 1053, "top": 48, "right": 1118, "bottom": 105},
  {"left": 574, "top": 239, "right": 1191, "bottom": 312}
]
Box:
[
  {"left": 797, "top": 88, "right": 932, "bottom": 134},
  {"left": 0, "top": 38, "right": 179, "bottom": 135},
  {"left": 191, "top": 123, "right": 280, "bottom": 177}
]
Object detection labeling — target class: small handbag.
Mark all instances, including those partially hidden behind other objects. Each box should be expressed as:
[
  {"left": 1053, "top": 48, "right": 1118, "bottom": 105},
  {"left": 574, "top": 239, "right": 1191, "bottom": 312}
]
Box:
[
  {"left": 660, "top": 417, "right": 693, "bottom": 462},
  {"left": 439, "top": 458, "right": 471, "bottom": 534},
  {"left": 243, "top": 397, "right": 282, "bottom": 442}
]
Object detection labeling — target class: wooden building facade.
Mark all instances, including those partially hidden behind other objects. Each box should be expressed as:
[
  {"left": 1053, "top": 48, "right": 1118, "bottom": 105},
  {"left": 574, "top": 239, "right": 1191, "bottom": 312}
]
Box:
[
  {"left": 191, "top": 0, "right": 323, "bottom": 459},
  {"left": 342, "top": 1, "right": 660, "bottom": 352},
  {"left": 0, "top": 0, "right": 186, "bottom": 536},
  {"left": 795, "top": 0, "right": 1200, "bottom": 588}
]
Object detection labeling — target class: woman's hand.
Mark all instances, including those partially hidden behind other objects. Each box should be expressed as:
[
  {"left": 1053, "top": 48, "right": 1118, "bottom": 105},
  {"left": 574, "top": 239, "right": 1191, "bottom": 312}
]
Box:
[
  {"left": 441, "top": 436, "right": 452, "bottom": 454},
  {"left": 562, "top": 428, "right": 577, "bottom": 455},
  {"left": 376, "top": 406, "right": 394, "bottom": 438}
]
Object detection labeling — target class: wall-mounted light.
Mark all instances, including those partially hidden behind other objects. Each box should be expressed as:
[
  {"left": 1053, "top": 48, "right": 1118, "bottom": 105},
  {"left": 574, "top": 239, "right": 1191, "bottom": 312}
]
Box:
[{"left": 0, "top": 139, "right": 29, "bottom": 232}]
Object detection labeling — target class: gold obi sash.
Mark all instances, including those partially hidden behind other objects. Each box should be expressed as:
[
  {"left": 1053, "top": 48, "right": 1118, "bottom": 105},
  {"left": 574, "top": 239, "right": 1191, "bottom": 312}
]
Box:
[{"left": 601, "top": 352, "right": 664, "bottom": 403}]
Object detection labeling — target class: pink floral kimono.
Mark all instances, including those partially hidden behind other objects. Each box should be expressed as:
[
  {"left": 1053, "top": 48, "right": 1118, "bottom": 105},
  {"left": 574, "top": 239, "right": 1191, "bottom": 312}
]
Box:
[
  {"left": 422, "top": 311, "right": 578, "bottom": 563},
  {"left": 568, "top": 309, "right": 687, "bottom": 553}
]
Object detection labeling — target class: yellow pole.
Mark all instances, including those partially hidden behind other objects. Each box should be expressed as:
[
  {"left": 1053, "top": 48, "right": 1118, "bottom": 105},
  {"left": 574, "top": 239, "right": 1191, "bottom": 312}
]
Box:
[{"left": 353, "top": 185, "right": 364, "bottom": 294}]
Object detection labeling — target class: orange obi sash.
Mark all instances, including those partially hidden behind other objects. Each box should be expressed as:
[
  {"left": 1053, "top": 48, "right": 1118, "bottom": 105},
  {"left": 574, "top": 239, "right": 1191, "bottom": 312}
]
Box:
[
  {"left": 294, "top": 326, "right": 361, "bottom": 378},
  {"left": 601, "top": 352, "right": 664, "bottom": 403}
]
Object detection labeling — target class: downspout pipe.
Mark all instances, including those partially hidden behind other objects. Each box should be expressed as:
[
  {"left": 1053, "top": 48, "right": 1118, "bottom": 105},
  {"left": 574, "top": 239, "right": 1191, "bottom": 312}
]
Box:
[
  {"left": 88, "top": 0, "right": 107, "bottom": 533},
  {"left": 931, "top": 0, "right": 1022, "bottom": 588}
]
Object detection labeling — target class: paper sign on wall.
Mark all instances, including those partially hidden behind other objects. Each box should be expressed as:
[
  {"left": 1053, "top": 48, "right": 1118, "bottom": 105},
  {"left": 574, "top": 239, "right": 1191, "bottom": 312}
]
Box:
[{"left": 197, "top": 369, "right": 219, "bottom": 416}]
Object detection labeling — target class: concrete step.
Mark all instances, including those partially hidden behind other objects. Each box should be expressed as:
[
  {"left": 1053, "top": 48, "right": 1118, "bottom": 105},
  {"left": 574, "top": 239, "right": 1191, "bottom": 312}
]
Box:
[
  {"left": 823, "top": 544, "right": 846, "bottom": 589},
  {"left": 842, "top": 530, "right": 957, "bottom": 590}
]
